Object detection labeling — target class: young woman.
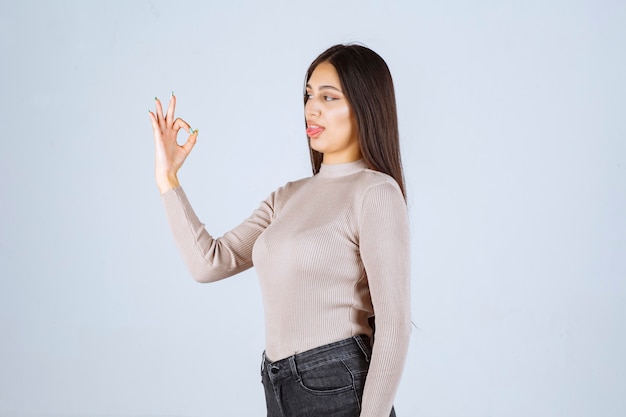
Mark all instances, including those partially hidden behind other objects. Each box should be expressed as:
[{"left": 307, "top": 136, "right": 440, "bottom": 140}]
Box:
[{"left": 149, "top": 44, "right": 411, "bottom": 417}]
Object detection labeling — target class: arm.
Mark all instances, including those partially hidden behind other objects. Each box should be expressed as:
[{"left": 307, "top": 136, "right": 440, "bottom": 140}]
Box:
[
  {"left": 162, "top": 187, "right": 274, "bottom": 282},
  {"left": 358, "top": 181, "right": 412, "bottom": 417},
  {"left": 149, "top": 94, "right": 270, "bottom": 281}
]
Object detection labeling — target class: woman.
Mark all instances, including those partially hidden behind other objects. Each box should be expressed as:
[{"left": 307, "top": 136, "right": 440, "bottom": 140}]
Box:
[{"left": 149, "top": 44, "right": 411, "bottom": 417}]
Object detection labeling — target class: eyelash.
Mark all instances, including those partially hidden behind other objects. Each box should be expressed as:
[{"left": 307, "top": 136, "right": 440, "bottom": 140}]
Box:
[{"left": 305, "top": 94, "right": 337, "bottom": 102}]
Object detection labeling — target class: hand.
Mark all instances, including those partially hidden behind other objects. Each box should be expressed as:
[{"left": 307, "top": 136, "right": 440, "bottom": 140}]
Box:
[{"left": 148, "top": 94, "right": 198, "bottom": 194}]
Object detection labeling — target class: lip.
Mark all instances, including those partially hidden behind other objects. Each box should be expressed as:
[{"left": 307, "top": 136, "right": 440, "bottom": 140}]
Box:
[{"left": 306, "top": 121, "right": 325, "bottom": 138}]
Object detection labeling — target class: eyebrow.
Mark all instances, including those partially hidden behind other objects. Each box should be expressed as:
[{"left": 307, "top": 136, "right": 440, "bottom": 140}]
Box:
[{"left": 306, "top": 83, "right": 343, "bottom": 93}]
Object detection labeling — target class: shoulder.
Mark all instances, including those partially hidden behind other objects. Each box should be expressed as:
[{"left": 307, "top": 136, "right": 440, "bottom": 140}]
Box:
[
  {"left": 354, "top": 169, "right": 404, "bottom": 201},
  {"left": 275, "top": 175, "right": 312, "bottom": 196},
  {"left": 262, "top": 175, "right": 312, "bottom": 209},
  {"left": 352, "top": 170, "right": 407, "bottom": 224}
]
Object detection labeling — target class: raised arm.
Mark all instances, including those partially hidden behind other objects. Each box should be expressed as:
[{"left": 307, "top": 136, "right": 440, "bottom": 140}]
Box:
[
  {"left": 149, "top": 94, "right": 273, "bottom": 282},
  {"left": 161, "top": 187, "right": 274, "bottom": 283}
]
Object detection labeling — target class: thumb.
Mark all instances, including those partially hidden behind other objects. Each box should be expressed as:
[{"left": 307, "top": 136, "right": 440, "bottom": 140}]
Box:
[{"left": 181, "top": 129, "right": 198, "bottom": 154}]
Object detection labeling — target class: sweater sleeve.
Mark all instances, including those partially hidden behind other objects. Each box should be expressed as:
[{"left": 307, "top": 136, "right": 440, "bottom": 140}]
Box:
[
  {"left": 161, "top": 187, "right": 274, "bottom": 283},
  {"left": 358, "top": 180, "right": 411, "bottom": 417}
]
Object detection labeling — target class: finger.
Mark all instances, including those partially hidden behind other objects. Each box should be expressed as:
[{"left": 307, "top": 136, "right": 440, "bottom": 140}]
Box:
[
  {"left": 148, "top": 111, "right": 160, "bottom": 134},
  {"left": 181, "top": 129, "right": 198, "bottom": 154},
  {"left": 166, "top": 93, "right": 176, "bottom": 127},
  {"left": 155, "top": 97, "right": 165, "bottom": 125},
  {"left": 172, "top": 117, "right": 191, "bottom": 133},
  {"left": 148, "top": 111, "right": 164, "bottom": 143}
]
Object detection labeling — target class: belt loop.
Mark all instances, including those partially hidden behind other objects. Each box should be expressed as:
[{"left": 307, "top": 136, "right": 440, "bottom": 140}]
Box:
[
  {"left": 288, "top": 355, "right": 301, "bottom": 382},
  {"left": 353, "top": 335, "right": 371, "bottom": 362},
  {"left": 261, "top": 351, "right": 266, "bottom": 370}
]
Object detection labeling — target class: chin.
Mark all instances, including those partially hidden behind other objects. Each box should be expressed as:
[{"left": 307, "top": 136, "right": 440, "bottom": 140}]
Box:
[{"left": 309, "top": 143, "right": 327, "bottom": 154}]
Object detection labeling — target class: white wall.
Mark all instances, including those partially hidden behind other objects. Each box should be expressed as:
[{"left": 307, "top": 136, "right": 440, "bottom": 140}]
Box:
[{"left": 1, "top": 1, "right": 624, "bottom": 416}]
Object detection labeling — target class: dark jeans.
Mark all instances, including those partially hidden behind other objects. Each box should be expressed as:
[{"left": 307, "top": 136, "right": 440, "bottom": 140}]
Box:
[{"left": 261, "top": 335, "right": 396, "bottom": 417}]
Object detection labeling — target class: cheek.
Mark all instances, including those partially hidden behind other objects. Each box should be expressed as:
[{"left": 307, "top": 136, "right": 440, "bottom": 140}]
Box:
[{"left": 330, "top": 105, "right": 354, "bottom": 132}]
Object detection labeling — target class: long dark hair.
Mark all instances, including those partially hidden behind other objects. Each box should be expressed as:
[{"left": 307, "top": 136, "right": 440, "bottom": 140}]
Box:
[{"left": 304, "top": 44, "right": 406, "bottom": 200}]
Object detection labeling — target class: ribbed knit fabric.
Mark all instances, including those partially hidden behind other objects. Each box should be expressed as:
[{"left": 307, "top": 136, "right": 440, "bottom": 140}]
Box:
[{"left": 161, "top": 159, "right": 411, "bottom": 417}]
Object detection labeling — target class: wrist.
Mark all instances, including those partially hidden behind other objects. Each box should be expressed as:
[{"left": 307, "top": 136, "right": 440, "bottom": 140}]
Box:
[{"left": 156, "top": 173, "right": 180, "bottom": 194}]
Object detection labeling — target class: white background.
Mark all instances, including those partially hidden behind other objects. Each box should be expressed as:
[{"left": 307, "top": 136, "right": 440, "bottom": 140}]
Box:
[{"left": 1, "top": 0, "right": 624, "bottom": 416}]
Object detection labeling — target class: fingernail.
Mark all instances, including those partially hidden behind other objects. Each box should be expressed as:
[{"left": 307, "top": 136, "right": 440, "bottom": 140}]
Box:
[
  {"left": 171, "top": 91, "right": 174, "bottom": 96},
  {"left": 189, "top": 128, "right": 194, "bottom": 134},
  {"left": 194, "top": 128, "right": 199, "bottom": 134}
]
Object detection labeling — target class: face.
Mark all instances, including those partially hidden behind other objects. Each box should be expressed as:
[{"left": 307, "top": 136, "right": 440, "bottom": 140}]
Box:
[{"left": 305, "top": 62, "right": 361, "bottom": 164}]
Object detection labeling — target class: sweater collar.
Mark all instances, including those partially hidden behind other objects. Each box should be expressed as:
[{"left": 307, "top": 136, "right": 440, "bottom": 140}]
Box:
[{"left": 317, "top": 159, "right": 368, "bottom": 178}]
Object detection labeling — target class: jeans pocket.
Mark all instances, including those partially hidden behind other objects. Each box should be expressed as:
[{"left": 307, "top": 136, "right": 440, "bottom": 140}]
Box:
[{"left": 298, "top": 358, "right": 355, "bottom": 395}]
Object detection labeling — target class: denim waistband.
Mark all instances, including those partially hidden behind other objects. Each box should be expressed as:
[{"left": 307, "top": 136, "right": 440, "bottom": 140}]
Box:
[{"left": 262, "top": 335, "right": 371, "bottom": 382}]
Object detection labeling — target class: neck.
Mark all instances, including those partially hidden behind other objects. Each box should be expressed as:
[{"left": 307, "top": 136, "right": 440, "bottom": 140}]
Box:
[
  {"left": 318, "top": 159, "right": 367, "bottom": 177},
  {"left": 322, "top": 152, "right": 363, "bottom": 164}
]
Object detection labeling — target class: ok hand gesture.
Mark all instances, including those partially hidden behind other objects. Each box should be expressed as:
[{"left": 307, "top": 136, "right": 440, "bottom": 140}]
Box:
[{"left": 148, "top": 94, "right": 198, "bottom": 194}]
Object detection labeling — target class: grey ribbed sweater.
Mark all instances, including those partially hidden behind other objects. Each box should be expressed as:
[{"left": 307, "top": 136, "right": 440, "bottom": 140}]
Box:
[{"left": 162, "top": 159, "right": 411, "bottom": 417}]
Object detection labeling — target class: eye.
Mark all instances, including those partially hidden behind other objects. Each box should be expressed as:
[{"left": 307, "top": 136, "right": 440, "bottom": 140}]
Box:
[
  {"left": 323, "top": 96, "right": 338, "bottom": 102},
  {"left": 304, "top": 92, "right": 313, "bottom": 101}
]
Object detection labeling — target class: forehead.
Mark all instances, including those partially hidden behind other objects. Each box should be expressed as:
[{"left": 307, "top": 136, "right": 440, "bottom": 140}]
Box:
[{"left": 307, "top": 62, "right": 341, "bottom": 88}]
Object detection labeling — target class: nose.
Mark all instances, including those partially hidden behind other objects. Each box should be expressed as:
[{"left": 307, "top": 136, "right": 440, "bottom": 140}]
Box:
[{"left": 305, "top": 98, "right": 320, "bottom": 117}]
